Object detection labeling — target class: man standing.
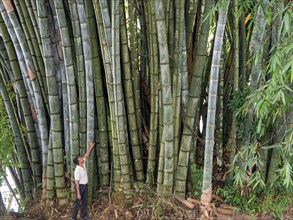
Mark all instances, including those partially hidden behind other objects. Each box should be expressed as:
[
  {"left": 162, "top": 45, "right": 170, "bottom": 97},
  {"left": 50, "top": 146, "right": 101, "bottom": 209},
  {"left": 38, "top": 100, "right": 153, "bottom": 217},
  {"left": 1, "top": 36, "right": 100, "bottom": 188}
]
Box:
[{"left": 72, "top": 140, "right": 95, "bottom": 220}]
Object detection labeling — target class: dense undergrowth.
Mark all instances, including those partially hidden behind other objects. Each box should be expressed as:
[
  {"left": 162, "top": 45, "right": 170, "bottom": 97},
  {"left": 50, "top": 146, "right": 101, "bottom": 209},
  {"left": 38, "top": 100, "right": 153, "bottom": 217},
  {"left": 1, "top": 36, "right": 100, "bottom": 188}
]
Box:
[
  {"left": 1, "top": 183, "right": 293, "bottom": 220},
  {"left": 215, "top": 182, "right": 293, "bottom": 219}
]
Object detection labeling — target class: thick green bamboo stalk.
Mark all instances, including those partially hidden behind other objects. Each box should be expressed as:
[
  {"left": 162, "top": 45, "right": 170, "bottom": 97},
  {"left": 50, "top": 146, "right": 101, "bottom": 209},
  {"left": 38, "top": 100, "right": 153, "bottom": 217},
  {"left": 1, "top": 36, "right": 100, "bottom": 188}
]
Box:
[
  {"left": 226, "top": 0, "right": 239, "bottom": 167},
  {"left": 237, "top": 6, "right": 271, "bottom": 168},
  {"left": 54, "top": 0, "right": 80, "bottom": 200},
  {"left": 85, "top": 0, "right": 110, "bottom": 188},
  {"left": 128, "top": 0, "right": 142, "bottom": 147},
  {"left": 77, "top": 0, "right": 95, "bottom": 201},
  {"left": 175, "top": 0, "right": 213, "bottom": 198},
  {"left": 49, "top": 1, "right": 64, "bottom": 102},
  {"left": 250, "top": 5, "right": 267, "bottom": 91},
  {"left": 76, "top": 0, "right": 95, "bottom": 202},
  {"left": 60, "top": 52, "right": 71, "bottom": 180},
  {"left": 120, "top": 0, "right": 145, "bottom": 183},
  {"left": 201, "top": 0, "right": 230, "bottom": 211},
  {"left": 155, "top": 0, "right": 174, "bottom": 196},
  {"left": 94, "top": 0, "right": 120, "bottom": 191},
  {"left": 156, "top": 130, "right": 165, "bottom": 194},
  {"left": 215, "top": 54, "right": 224, "bottom": 168},
  {"left": 37, "top": 0, "right": 66, "bottom": 204},
  {"left": 271, "top": 0, "right": 283, "bottom": 47},
  {"left": 173, "top": 0, "right": 188, "bottom": 173},
  {"left": 146, "top": 0, "right": 159, "bottom": 186},
  {"left": 239, "top": 13, "right": 247, "bottom": 85},
  {"left": 167, "top": 0, "right": 174, "bottom": 77},
  {"left": 68, "top": 0, "right": 87, "bottom": 155},
  {"left": 153, "top": 0, "right": 165, "bottom": 192},
  {"left": 267, "top": 0, "right": 284, "bottom": 184},
  {"left": 46, "top": 133, "right": 55, "bottom": 203},
  {"left": 195, "top": 45, "right": 212, "bottom": 188},
  {"left": 247, "top": 4, "right": 267, "bottom": 141},
  {"left": 163, "top": 0, "right": 170, "bottom": 28},
  {"left": 85, "top": 0, "right": 104, "bottom": 197},
  {"left": 186, "top": 0, "right": 199, "bottom": 52},
  {"left": 181, "top": 38, "right": 189, "bottom": 114},
  {"left": 112, "top": 0, "right": 132, "bottom": 200}
]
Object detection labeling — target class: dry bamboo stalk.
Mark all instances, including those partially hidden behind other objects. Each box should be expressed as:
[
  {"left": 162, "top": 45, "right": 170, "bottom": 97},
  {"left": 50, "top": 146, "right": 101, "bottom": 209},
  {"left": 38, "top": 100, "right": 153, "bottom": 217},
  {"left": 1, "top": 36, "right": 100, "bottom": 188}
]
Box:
[{"left": 174, "top": 195, "right": 195, "bottom": 209}]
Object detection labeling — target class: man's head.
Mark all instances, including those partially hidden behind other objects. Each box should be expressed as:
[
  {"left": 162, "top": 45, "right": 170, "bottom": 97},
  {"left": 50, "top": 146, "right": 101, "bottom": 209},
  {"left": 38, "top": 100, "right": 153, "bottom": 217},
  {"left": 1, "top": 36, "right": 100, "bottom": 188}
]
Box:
[{"left": 73, "top": 156, "right": 85, "bottom": 166}]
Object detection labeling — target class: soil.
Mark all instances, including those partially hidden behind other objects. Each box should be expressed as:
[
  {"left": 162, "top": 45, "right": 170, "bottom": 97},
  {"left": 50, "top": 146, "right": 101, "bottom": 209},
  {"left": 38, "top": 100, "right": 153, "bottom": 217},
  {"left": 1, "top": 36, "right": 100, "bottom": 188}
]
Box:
[{"left": 1, "top": 189, "right": 292, "bottom": 220}]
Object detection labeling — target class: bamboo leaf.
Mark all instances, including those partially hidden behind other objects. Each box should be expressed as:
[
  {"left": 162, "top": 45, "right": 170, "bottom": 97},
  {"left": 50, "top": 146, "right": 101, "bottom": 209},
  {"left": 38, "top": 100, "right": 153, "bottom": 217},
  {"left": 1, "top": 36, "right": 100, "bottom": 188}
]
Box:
[
  {"left": 282, "top": 61, "right": 291, "bottom": 75},
  {"left": 261, "top": 144, "right": 281, "bottom": 150},
  {"left": 284, "top": 12, "right": 290, "bottom": 33},
  {"left": 284, "top": 84, "right": 293, "bottom": 93},
  {"left": 244, "top": 13, "right": 251, "bottom": 25},
  {"left": 291, "top": 62, "right": 293, "bottom": 83},
  {"left": 281, "top": 90, "right": 286, "bottom": 104},
  {"left": 257, "top": 118, "right": 262, "bottom": 134}
]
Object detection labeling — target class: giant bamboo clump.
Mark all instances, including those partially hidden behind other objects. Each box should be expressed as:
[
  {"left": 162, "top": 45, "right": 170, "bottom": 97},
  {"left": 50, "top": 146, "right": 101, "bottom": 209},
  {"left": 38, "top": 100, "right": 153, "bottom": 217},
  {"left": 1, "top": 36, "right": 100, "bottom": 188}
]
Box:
[{"left": 0, "top": 0, "right": 291, "bottom": 210}]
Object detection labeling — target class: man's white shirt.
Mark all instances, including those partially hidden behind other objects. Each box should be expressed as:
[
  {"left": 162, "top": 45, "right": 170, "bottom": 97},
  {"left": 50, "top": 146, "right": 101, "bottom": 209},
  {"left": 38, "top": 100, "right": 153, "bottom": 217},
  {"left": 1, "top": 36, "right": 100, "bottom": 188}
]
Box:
[{"left": 74, "top": 163, "right": 88, "bottom": 185}]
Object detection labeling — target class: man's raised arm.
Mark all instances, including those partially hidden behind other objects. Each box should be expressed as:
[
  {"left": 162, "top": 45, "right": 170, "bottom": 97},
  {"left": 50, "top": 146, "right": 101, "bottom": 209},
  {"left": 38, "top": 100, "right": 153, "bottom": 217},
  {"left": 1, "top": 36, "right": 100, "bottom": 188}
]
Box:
[{"left": 84, "top": 140, "right": 95, "bottom": 159}]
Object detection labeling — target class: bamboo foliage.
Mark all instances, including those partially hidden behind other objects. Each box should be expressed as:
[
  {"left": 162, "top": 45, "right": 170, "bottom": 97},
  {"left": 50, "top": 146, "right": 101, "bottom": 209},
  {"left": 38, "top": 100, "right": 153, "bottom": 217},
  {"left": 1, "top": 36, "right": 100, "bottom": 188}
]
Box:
[{"left": 0, "top": 69, "right": 31, "bottom": 200}]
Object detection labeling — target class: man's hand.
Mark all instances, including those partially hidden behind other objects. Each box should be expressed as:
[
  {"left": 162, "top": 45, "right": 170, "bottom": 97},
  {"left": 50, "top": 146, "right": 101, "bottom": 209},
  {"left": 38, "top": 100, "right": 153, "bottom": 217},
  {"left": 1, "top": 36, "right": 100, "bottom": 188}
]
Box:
[
  {"left": 89, "top": 140, "right": 95, "bottom": 149},
  {"left": 84, "top": 140, "right": 95, "bottom": 159},
  {"left": 76, "top": 181, "right": 81, "bottom": 200}
]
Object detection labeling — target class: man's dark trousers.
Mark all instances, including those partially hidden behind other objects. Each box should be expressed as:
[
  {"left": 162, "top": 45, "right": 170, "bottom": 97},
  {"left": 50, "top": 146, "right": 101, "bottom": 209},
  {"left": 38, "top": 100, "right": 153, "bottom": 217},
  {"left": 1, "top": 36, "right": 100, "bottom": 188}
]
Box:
[{"left": 72, "top": 184, "right": 88, "bottom": 220}]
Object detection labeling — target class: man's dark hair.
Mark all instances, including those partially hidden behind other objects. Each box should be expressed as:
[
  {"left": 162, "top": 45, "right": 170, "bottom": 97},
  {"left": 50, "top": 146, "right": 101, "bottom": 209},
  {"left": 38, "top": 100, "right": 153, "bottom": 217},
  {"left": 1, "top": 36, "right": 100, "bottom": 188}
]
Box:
[{"left": 73, "top": 156, "right": 79, "bottom": 165}]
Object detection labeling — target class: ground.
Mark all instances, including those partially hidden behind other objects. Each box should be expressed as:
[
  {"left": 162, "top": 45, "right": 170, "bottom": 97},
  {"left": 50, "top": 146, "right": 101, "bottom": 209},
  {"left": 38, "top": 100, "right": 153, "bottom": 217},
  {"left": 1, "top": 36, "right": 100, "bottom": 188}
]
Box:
[{"left": 1, "top": 189, "right": 293, "bottom": 220}]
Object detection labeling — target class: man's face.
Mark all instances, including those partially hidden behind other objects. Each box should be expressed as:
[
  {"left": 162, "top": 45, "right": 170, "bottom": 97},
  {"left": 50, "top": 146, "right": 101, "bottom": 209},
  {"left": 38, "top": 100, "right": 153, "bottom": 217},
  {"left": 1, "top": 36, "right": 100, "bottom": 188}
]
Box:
[{"left": 78, "top": 157, "right": 84, "bottom": 166}]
